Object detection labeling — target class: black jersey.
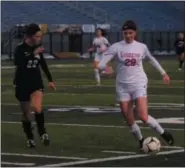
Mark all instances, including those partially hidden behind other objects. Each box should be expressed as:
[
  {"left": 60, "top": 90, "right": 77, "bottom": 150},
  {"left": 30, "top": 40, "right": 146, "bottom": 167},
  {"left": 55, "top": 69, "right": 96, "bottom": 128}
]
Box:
[
  {"left": 174, "top": 39, "right": 184, "bottom": 54},
  {"left": 14, "top": 42, "right": 53, "bottom": 88}
]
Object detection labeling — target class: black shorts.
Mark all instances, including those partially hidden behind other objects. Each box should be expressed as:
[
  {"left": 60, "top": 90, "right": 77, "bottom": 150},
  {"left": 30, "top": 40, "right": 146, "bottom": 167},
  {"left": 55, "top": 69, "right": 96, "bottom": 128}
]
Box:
[{"left": 15, "top": 85, "right": 44, "bottom": 101}]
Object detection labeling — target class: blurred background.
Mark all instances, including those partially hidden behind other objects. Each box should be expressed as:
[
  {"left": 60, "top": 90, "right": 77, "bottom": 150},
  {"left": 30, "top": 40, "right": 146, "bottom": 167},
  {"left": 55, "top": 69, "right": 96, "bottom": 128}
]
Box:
[{"left": 1, "top": 1, "right": 184, "bottom": 59}]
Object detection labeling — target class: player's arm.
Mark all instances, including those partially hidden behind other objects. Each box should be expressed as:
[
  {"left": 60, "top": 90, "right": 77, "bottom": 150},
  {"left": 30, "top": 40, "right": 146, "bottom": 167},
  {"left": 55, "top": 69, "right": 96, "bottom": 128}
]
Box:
[
  {"left": 40, "top": 54, "right": 56, "bottom": 90},
  {"left": 104, "top": 38, "right": 110, "bottom": 47},
  {"left": 40, "top": 54, "right": 53, "bottom": 82},
  {"left": 144, "top": 46, "right": 170, "bottom": 84},
  {"left": 97, "top": 44, "right": 116, "bottom": 70}
]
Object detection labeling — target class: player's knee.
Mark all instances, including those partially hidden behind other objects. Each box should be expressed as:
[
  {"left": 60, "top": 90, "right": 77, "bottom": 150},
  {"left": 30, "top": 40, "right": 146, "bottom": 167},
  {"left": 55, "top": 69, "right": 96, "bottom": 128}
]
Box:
[
  {"left": 33, "top": 106, "right": 42, "bottom": 113},
  {"left": 138, "top": 114, "right": 148, "bottom": 123},
  {"left": 93, "top": 61, "right": 99, "bottom": 69},
  {"left": 22, "top": 113, "right": 32, "bottom": 122}
]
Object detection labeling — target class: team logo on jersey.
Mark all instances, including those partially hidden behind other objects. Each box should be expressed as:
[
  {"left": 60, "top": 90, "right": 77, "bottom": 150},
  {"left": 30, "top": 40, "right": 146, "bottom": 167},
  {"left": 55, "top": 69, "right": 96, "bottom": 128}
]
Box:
[{"left": 24, "top": 52, "right": 31, "bottom": 57}]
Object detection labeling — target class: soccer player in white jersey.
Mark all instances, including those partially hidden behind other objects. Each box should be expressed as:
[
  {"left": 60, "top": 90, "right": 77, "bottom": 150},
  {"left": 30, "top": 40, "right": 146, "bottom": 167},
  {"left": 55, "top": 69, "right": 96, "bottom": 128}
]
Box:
[
  {"left": 88, "top": 28, "right": 111, "bottom": 86},
  {"left": 97, "top": 20, "right": 174, "bottom": 150}
]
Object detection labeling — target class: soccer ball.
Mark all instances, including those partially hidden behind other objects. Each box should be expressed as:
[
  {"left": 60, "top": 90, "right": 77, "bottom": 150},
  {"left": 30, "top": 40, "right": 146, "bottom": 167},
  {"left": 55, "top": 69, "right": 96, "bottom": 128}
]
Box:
[{"left": 142, "top": 137, "right": 161, "bottom": 154}]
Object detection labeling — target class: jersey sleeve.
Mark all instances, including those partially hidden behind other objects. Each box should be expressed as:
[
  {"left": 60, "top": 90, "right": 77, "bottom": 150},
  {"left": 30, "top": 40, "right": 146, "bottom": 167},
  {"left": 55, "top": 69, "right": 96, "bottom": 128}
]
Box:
[
  {"left": 14, "top": 46, "right": 33, "bottom": 66},
  {"left": 144, "top": 45, "right": 166, "bottom": 75},
  {"left": 40, "top": 54, "right": 53, "bottom": 82},
  {"left": 103, "top": 37, "right": 110, "bottom": 47},
  {"left": 98, "top": 44, "right": 117, "bottom": 70}
]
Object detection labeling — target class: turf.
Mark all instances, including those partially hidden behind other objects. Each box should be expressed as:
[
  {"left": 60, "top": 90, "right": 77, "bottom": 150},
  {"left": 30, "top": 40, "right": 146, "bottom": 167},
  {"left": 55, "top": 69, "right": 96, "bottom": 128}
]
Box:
[{"left": 1, "top": 59, "right": 185, "bottom": 167}]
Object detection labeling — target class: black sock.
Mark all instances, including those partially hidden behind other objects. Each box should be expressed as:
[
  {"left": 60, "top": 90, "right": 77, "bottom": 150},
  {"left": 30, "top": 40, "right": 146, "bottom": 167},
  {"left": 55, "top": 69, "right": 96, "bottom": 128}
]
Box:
[
  {"left": 179, "top": 60, "right": 183, "bottom": 68},
  {"left": 21, "top": 120, "right": 34, "bottom": 140},
  {"left": 35, "top": 112, "right": 46, "bottom": 136}
]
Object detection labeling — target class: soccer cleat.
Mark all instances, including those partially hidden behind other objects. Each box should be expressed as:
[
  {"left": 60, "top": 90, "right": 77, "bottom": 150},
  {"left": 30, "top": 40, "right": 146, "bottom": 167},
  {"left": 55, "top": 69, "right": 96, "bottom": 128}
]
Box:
[
  {"left": 139, "top": 138, "right": 144, "bottom": 151},
  {"left": 41, "top": 133, "right": 50, "bottom": 146},
  {"left": 27, "top": 139, "right": 36, "bottom": 148},
  {"left": 178, "top": 68, "right": 182, "bottom": 71},
  {"left": 161, "top": 131, "right": 174, "bottom": 145}
]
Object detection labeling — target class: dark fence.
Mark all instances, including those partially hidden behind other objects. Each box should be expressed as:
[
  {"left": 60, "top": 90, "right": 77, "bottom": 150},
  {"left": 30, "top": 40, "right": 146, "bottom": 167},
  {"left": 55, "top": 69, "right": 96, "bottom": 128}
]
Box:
[{"left": 1, "top": 31, "right": 180, "bottom": 57}]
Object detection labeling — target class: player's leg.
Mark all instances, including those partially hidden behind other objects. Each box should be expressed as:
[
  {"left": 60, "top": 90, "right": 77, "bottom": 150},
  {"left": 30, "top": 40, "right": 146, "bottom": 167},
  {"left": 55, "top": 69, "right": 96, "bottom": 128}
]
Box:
[
  {"left": 15, "top": 87, "right": 35, "bottom": 148},
  {"left": 178, "top": 52, "right": 184, "bottom": 70},
  {"left": 93, "top": 54, "right": 101, "bottom": 86},
  {"left": 31, "top": 89, "right": 50, "bottom": 146},
  {"left": 133, "top": 86, "right": 174, "bottom": 145},
  {"left": 117, "top": 84, "right": 144, "bottom": 148}
]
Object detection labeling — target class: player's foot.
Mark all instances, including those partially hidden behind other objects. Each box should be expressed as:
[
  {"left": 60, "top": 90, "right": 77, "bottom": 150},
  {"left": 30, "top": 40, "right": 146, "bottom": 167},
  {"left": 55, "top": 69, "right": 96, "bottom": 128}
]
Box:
[
  {"left": 27, "top": 139, "right": 36, "bottom": 148},
  {"left": 161, "top": 131, "right": 174, "bottom": 145},
  {"left": 178, "top": 68, "right": 182, "bottom": 71},
  {"left": 41, "top": 133, "right": 50, "bottom": 146},
  {"left": 139, "top": 138, "right": 144, "bottom": 151}
]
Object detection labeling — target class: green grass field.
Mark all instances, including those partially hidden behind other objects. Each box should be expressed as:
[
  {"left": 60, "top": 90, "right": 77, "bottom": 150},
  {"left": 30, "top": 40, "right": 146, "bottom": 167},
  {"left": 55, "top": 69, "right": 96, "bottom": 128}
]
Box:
[{"left": 1, "top": 59, "right": 184, "bottom": 167}]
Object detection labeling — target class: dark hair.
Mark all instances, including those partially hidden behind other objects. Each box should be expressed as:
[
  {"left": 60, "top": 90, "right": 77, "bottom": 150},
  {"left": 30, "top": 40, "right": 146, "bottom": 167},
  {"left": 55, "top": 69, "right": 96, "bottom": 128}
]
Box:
[
  {"left": 24, "top": 23, "right": 41, "bottom": 37},
  {"left": 96, "top": 28, "right": 106, "bottom": 36},
  {"left": 122, "top": 20, "right": 137, "bottom": 31}
]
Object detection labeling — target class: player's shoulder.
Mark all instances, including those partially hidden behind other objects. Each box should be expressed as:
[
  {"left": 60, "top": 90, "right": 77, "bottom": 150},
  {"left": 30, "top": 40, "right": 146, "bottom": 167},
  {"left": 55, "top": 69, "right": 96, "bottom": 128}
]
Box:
[
  {"left": 110, "top": 41, "right": 124, "bottom": 48},
  {"left": 102, "top": 36, "right": 108, "bottom": 40},
  {"left": 93, "top": 37, "right": 99, "bottom": 43},
  {"left": 15, "top": 42, "right": 25, "bottom": 50},
  {"left": 134, "top": 41, "right": 148, "bottom": 51},
  {"left": 134, "top": 40, "right": 147, "bottom": 48}
]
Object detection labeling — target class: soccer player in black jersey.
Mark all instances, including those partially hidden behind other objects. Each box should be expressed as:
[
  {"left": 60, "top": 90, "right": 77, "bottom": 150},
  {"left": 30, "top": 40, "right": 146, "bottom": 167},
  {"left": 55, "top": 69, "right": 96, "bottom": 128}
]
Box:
[
  {"left": 174, "top": 32, "right": 184, "bottom": 71},
  {"left": 14, "top": 23, "right": 56, "bottom": 148}
]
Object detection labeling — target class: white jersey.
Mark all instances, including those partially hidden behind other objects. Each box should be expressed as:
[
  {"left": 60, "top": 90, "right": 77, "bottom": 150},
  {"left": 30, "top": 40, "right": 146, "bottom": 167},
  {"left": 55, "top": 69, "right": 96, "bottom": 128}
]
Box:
[
  {"left": 93, "top": 37, "right": 109, "bottom": 54},
  {"left": 98, "top": 40, "right": 166, "bottom": 85}
]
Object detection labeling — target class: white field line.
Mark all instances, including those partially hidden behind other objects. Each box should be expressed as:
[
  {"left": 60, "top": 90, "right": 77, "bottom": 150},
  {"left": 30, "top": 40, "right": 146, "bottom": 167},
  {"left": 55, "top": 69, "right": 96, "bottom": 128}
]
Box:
[
  {"left": 102, "top": 150, "right": 136, "bottom": 154},
  {"left": 1, "top": 121, "right": 184, "bottom": 131},
  {"left": 1, "top": 162, "right": 35, "bottom": 166},
  {"left": 1, "top": 64, "right": 87, "bottom": 69},
  {"left": 1, "top": 102, "right": 184, "bottom": 107},
  {"left": 2, "top": 83, "right": 183, "bottom": 88},
  {"left": 1, "top": 91, "right": 184, "bottom": 98},
  {"left": 161, "top": 146, "right": 184, "bottom": 149},
  {"left": 1, "top": 152, "right": 87, "bottom": 160},
  {"left": 102, "top": 146, "right": 184, "bottom": 154},
  {"left": 42, "top": 149, "right": 185, "bottom": 167}
]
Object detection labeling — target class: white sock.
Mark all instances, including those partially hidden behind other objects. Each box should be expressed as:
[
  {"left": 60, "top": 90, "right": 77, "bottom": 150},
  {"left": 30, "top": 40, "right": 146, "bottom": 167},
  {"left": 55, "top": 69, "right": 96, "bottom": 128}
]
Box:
[
  {"left": 94, "top": 69, "right": 100, "bottom": 84},
  {"left": 146, "top": 115, "right": 164, "bottom": 134},
  {"left": 130, "top": 123, "right": 143, "bottom": 141}
]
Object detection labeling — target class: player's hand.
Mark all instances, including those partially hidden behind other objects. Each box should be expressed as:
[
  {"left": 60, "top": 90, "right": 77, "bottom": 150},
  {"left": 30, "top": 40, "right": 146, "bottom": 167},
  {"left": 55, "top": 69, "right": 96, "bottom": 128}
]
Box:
[
  {"left": 88, "top": 48, "right": 93, "bottom": 52},
  {"left": 34, "top": 47, "right": 44, "bottom": 55},
  {"left": 100, "top": 48, "right": 107, "bottom": 53},
  {"left": 48, "top": 82, "right": 56, "bottom": 91},
  {"left": 162, "top": 73, "right": 170, "bottom": 85}
]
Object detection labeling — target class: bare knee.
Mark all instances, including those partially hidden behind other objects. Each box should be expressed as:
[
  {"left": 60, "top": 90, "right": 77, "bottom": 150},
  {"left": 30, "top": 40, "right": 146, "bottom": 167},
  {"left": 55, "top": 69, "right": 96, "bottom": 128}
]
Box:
[
  {"left": 139, "top": 115, "right": 148, "bottom": 123},
  {"left": 32, "top": 105, "right": 42, "bottom": 113},
  {"left": 137, "top": 110, "right": 148, "bottom": 123}
]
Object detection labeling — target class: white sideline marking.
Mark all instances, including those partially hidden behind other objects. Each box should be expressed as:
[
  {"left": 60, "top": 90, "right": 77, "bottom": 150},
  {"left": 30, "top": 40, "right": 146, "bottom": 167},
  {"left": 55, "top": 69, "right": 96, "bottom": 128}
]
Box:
[
  {"left": 1, "top": 91, "right": 184, "bottom": 97},
  {"left": 161, "top": 146, "right": 184, "bottom": 149},
  {"left": 42, "top": 149, "right": 184, "bottom": 167},
  {"left": 102, "top": 150, "right": 136, "bottom": 154},
  {"left": 1, "top": 162, "right": 35, "bottom": 166},
  {"left": 1, "top": 102, "right": 184, "bottom": 108},
  {"left": 102, "top": 146, "right": 184, "bottom": 155},
  {"left": 1, "top": 152, "right": 87, "bottom": 160},
  {"left": 1, "top": 121, "right": 184, "bottom": 131}
]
